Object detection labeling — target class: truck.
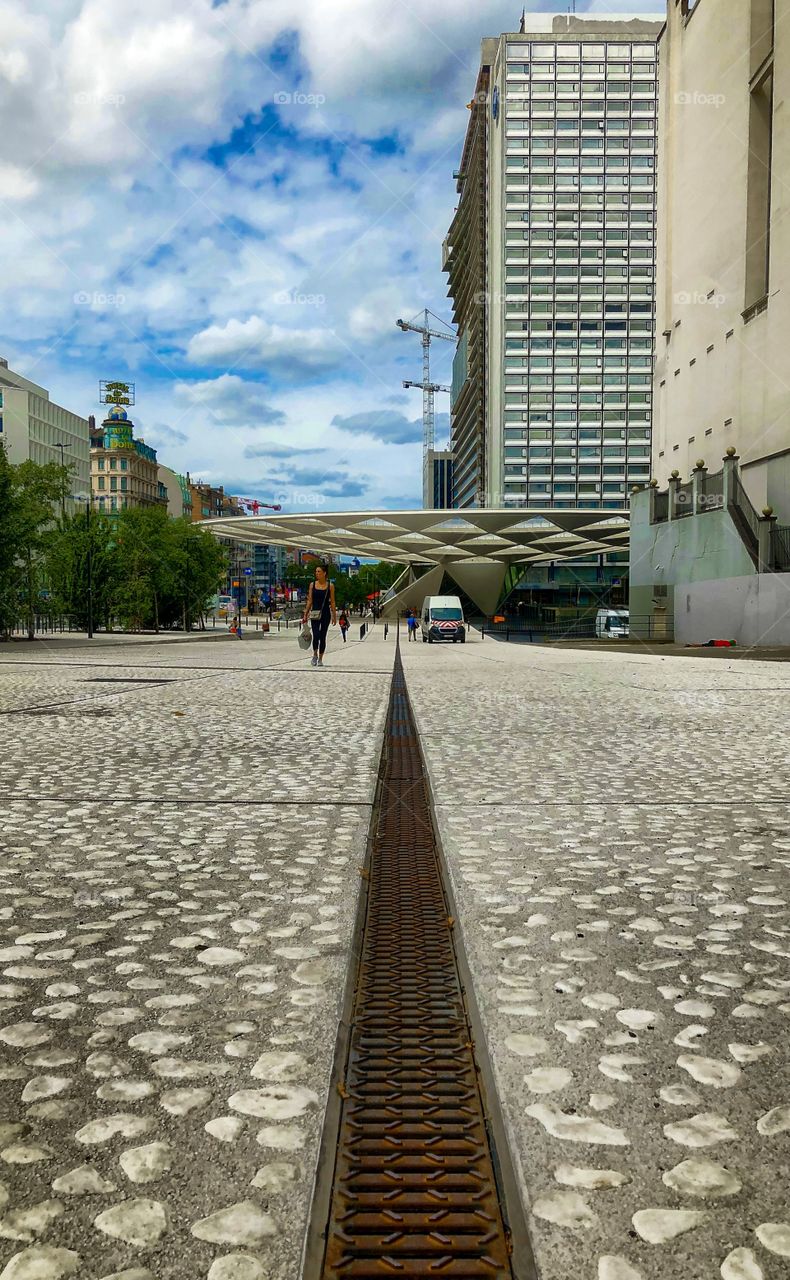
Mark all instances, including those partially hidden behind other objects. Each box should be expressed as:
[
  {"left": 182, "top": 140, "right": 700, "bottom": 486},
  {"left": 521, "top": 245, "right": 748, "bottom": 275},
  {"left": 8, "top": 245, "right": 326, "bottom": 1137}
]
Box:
[
  {"left": 595, "top": 608, "right": 629, "bottom": 639},
  {"left": 420, "top": 596, "right": 466, "bottom": 644}
]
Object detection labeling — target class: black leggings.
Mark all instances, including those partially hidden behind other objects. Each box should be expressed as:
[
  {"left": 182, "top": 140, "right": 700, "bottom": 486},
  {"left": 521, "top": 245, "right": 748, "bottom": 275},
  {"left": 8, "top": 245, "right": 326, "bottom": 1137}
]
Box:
[{"left": 311, "top": 613, "right": 330, "bottom": 655}]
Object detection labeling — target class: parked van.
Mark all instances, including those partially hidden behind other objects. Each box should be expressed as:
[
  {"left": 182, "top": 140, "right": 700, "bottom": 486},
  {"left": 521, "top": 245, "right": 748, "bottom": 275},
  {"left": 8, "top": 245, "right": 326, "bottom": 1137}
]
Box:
[
  {"left": 596, "top": 608, "right": 629, "bottom": 639},
  {"left": 420, "top": 596, "right": 466, "bottom": 644}
]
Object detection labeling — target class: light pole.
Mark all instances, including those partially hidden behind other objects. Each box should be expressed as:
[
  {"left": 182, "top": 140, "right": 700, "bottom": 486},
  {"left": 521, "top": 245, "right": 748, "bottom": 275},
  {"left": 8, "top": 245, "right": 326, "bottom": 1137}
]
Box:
[
  {"left": 55, "top": 442, "right": 68, "bottom": 521},
  {"left": 73, "top": 494, "right": 94, "bottom": 640}
]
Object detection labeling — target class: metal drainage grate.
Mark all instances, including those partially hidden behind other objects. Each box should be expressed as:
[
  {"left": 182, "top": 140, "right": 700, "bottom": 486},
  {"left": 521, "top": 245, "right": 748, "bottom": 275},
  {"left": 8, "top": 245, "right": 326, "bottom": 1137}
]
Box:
[{"left": 318, "top": 650, "right": 517, "bottom": 1279}]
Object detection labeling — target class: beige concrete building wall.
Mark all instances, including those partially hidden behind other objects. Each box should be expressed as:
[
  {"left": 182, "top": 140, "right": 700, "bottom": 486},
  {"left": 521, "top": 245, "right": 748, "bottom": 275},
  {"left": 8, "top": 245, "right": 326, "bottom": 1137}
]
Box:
[
  {"left": 0, "top": 362, "right": 90, "bottom": 510},
  {"left": 654, "top": 0, "right": 790, "bottom": 516}
]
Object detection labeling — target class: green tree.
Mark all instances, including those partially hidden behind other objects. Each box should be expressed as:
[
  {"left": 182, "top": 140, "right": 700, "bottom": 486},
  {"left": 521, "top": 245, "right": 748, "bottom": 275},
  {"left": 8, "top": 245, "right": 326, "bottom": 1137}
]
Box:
[
  {"left": 46, "top": 506, "right": 116, "bottom": 631},
  {"left": 0, "top": 450, "right": 68, "bottom": 640},
  {"left": 111, "top": 507, "right": 166, "bottom": 631},
  {"left": 111, "top": 507, "right": 226, "bottom": 632},
  {"left": 167, "top": 519, "right": 227, "bottom": 630},
  {"left": 0, "top": 445, "right": 16, "bottom": 638}
]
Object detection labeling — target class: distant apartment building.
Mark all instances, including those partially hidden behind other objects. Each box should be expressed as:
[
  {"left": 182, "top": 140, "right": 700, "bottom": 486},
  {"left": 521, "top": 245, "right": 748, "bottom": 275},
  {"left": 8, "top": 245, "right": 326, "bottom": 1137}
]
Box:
[
  {"left": 90, "top": 407, "right": 165, "bottom": 513},
  {"left": 187, "top": 478, "right": 244, "bottom": 522},
  {"left": 445, "top": 14, "right": 661, "bottom": 511},
  {"left": 444, "top": 47, "right": 495, "bottom": 509},
  {"left": 158, "top": 464, "right": 193, "bottom": 519},
  {"left": 252, "top": 542, "right": 288, "bottom": 602},
  {"left": 630, "top": 0, "right": 790, "bottom": 645},
  {"left": 0, "top": 358, "right": 90, "bottom": 508},
  {"left": 428, "top": 449, "right": 455, "bottom": 508},
  {"left": 186, "top": 477, "right": 255, "bottom": 603}
]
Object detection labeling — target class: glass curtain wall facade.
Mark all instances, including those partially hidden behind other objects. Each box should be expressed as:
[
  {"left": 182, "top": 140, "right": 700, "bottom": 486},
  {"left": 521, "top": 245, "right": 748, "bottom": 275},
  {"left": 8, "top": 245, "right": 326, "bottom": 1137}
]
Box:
[{"left": 497, "top": 29, "right": 658, "bottom": 509}]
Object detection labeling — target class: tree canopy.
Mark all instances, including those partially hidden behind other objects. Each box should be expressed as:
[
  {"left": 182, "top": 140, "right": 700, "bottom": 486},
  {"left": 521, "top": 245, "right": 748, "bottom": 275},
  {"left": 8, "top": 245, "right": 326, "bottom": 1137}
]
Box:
[{"left": 0, "top": 444, "right": 227, "bottom": 638}]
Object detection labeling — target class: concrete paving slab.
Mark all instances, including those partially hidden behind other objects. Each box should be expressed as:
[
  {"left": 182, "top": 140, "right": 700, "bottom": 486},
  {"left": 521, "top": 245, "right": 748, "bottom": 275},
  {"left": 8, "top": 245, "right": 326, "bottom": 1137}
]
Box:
[{"left": 403, "top": 637, "right": 790, "bottom": 1280}]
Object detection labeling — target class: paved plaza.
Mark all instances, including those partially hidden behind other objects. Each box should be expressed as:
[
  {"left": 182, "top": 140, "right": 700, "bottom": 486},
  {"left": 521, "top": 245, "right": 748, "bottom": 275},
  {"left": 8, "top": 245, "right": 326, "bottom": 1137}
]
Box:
[{"left": 0, "top": 626, "right": 788, "bottom": 1280}]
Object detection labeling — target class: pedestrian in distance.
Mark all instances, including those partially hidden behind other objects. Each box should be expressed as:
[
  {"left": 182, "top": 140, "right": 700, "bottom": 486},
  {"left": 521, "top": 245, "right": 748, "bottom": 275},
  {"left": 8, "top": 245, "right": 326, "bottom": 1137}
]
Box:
[
  {"left": 338, "top": 610, "right": 350, "bottom": 643},
  {"left": 229, "top": 614, "right": 243, "bottom": 639},
  {"left": 302, "top": 562, "right": 337, "bottom": 667},
  {"left": 406, "top": 610, "right": 418, "bottom": 642}
]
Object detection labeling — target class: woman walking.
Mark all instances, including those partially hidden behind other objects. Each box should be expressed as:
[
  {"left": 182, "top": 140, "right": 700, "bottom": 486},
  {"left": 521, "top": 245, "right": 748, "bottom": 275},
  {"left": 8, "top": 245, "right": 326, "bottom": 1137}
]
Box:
[
  {"left": 302, "top": 562, "right": 337, "bottom": 667},
  {"left": 338, "top": 610, "right": 350, "bottom": 643}
]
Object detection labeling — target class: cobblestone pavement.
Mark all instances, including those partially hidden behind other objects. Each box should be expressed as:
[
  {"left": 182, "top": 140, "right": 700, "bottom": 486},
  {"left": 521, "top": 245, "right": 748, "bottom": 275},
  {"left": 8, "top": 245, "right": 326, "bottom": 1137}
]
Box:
[
  {"left": 403, "top": 637, "right": 790, "bottom": 1280},
  {"left": 0, "top": 629, "right": 392, "bottom": 1280}
]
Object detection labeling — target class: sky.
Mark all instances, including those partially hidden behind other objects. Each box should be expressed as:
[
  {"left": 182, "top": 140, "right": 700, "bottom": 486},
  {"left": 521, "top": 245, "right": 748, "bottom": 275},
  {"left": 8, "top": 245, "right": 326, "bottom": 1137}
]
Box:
[{"left": 1, "top": 0, "right": 663, "bottom": 512}]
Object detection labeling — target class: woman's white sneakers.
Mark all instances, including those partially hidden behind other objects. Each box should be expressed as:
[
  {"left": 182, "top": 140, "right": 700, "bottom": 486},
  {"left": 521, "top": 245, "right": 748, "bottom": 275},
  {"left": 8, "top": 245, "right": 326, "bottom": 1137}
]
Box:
[{"left": 311, "top": 655, "right": 318, "bottom": 666}]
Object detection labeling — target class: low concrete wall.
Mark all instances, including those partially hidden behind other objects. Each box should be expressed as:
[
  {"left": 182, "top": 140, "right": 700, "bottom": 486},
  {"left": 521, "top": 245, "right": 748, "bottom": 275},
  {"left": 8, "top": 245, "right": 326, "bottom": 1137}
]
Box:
[
  {"left": 676, "top": 572, "right": 790, "bottom": 645},
  {"left": 629, "top": 487, "right": 758, "bottom": 637}
]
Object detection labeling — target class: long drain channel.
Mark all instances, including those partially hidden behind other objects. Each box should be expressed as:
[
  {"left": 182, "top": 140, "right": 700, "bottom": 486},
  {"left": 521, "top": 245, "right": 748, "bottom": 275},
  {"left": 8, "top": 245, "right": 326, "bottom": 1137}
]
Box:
[{"left": 314, "top": 650, "right": 522, "bottom": 1279}]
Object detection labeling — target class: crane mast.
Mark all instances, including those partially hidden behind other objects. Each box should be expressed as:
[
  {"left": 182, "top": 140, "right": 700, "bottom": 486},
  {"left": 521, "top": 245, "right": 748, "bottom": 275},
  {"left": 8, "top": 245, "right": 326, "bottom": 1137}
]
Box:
[{"left": 396, "top": 310, "right": 455, "bottom": 507}]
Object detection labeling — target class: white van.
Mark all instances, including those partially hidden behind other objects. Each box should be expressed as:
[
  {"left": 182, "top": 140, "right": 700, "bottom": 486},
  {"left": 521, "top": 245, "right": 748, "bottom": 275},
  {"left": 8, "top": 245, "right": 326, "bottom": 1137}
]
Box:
[
  {"left": 420, "top": 596, "right": 466, "bottom": 644},
  {"left": 596, "top": 608, "right": 629, "bottom": 639}
]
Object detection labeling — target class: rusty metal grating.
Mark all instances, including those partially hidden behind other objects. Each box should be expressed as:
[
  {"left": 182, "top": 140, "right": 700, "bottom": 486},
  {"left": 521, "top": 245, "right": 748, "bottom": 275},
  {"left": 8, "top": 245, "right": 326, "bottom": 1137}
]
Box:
[{"left": 319, "top": 651, "right": 515, "bottom": 1278}]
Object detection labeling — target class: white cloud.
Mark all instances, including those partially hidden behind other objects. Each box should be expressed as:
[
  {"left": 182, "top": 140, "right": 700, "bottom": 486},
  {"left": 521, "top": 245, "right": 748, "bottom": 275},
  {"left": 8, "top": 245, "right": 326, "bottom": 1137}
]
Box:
[
  {"left": 0, "top": 161, "right": 39, "bottom": 199},
  {"left": 174, "top": 373, "right": 285, "bottom": 427},
  {"left": 186, "top": 316, "right": 345, "bottom": 379}
]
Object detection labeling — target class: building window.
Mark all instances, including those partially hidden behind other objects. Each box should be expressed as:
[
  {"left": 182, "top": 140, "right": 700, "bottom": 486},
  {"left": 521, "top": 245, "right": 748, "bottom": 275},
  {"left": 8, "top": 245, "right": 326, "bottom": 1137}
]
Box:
[
  {"left": 98, "top": 457, "right": 104, "bottom": 469},
  {"left": 110, "top": 457, "right": 117, "bottom": 469},
  {"left": 98, "top": 477, "right": 105, "bottom": 491},
  {"left": 745, "top": 0, "right": 774, "bottom": 310},
  {"left": 110, "top": 477, "right": 117, "bottom": 492}
]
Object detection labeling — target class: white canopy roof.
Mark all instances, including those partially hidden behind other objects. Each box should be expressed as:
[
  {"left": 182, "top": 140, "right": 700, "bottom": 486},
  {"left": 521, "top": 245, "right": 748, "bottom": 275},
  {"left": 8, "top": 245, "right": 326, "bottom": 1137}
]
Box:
[{"left": 207, "top": 508, "right": 629, "bottom": 566}]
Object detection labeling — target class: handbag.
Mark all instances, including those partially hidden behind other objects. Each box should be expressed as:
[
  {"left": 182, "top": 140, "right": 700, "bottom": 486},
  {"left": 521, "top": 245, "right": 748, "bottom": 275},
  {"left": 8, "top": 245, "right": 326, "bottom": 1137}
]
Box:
[
  {"left": 308, "top": 609, "right": 322, "bottom": 620},
  {"left": 297, "top": 622, "right": 313, "bottom": 651}
]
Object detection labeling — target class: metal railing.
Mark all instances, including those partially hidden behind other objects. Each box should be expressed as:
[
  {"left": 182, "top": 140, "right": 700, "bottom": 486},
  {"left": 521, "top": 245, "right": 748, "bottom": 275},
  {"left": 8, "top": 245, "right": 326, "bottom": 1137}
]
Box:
[
  {"left": 771, "top": 525, "right": 790, "bottom": 572},
  {"left": 477, "top": 617, "right": 596, "bottom": 642},
  {"left": 672, "top": 481, "right": 694, "bottom": 518},
  {"left": 627, "top": 613, "right": 675, "bottom": 642},
  {"left": 5, "top": 614, "right": 83, "bottom": 636},
  {"left": 728, "top": 470, "right": 761, "bottom": 551},
  {"left": 475, "top": 613, "right": 674, "bottom": 644},
  {"left": 651, "top": 471, "right": 726, "bottom": 523},
  {"left": 727, "top": 473, "right": 757, "bottom": 542},
  {"left": 700, "top": 469, "right": 724, "bottom": 509}
]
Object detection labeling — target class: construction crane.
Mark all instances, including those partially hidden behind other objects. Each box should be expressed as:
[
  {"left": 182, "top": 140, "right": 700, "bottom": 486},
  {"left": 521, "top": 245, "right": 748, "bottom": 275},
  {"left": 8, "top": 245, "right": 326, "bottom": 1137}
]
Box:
[
  {"left": 396, "top": 310, "right": 455, "bottom": 507},
  {"left": 238, "top": 499, "right": 283, "bottom": 514}
]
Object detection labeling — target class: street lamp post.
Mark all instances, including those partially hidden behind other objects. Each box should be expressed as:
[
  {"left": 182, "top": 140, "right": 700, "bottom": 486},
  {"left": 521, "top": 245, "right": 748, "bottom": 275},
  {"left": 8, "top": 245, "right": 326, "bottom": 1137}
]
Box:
[{"left": 55, "top": 442, "right": 68, "bottom": 521}]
